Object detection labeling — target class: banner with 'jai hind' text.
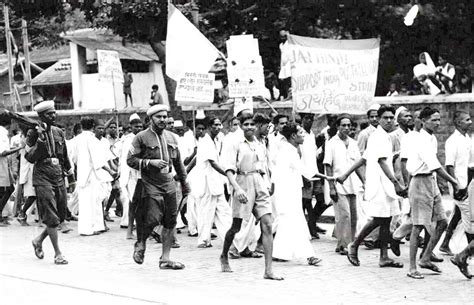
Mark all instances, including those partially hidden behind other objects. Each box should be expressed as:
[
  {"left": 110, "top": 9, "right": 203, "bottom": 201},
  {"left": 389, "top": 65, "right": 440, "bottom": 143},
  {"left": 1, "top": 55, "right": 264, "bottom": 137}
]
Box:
[{"left": 282, "top": 35, "right": 380, "bottom": 114}]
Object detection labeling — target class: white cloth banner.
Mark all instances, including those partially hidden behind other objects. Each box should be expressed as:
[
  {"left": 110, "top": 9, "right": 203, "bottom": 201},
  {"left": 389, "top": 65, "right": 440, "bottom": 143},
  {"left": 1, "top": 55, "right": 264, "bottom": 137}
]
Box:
[
  {"left": 175, "top": 72, "right": 215, "bottom": 106},
  {"left": 284, "top": 35, "right": 380, "bottom": 114},
  {"left": 166, "top": 4, "right": 220, "bottom": 81},
  {"left": 97, "top": 50, "right": 123, "bottom": 83}
]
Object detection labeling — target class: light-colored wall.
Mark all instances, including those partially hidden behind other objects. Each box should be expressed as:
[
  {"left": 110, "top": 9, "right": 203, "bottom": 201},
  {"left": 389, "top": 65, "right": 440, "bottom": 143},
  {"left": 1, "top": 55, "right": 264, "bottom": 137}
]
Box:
[{"left": 71, "top": 46, "right": 169, "bottom": 110}]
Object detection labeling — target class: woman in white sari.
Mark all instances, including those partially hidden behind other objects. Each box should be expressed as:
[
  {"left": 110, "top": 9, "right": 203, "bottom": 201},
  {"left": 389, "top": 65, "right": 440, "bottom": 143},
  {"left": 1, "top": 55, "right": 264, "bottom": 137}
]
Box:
[
  {"left": 413, "top": 52, "right": 443, "bottom": 95},
  {"left": 272, "top": 122, "right": 329, "bottom": 266}
]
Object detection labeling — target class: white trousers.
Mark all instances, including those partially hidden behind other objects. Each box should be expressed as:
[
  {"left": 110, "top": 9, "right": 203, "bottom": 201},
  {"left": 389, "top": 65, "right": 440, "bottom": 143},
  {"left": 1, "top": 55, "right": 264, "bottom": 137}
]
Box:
[
  {"left": 78, "top": 182, "right": 108, "bottom": 235},
  {"left": 197, "top": 192, "right": 231, "bottom": 245}
]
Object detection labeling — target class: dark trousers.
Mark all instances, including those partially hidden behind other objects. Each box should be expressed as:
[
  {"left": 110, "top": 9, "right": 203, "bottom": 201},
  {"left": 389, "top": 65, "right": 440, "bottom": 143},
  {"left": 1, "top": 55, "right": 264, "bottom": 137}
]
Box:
[
  {"left": 0, "top": 185, "right": 14, "bottom": 216},
  {"left": 302, "top": 193, "right": 327, "bottom": 235}
]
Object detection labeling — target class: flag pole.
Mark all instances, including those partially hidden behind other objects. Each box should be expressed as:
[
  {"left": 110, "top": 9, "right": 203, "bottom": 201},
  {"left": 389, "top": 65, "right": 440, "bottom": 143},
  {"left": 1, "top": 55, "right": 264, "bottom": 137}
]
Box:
[{"left": 111, "top": 71, "right": 119, "bottom": 130}]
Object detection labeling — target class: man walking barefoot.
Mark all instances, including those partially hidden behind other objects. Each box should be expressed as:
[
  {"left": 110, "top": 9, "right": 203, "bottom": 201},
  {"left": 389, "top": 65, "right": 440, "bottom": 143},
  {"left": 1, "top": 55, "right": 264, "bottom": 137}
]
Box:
[{"left": 219, "top": 113, "right": 283, "bottom": 280}]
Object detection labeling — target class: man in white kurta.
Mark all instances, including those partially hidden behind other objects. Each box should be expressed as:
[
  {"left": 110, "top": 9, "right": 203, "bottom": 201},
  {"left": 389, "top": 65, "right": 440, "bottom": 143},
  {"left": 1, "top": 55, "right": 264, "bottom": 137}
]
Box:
[
  {"left": 338, "top": 105, "right": 405, "bottom": 268},
  {"left": 118, "top": 114, "right": 143, "bottom": 237},
  {"left": 439, "top": 111, "right": 472, "bottom": 255},
  {"left": 72, "top": 118, "right": 112, "bottom": 236},
  {"left": 324, "top": 116, "right": 362, "bottom": 254},
  {"left": 195, "top": 118, "right": 231, "bottom": 248}
]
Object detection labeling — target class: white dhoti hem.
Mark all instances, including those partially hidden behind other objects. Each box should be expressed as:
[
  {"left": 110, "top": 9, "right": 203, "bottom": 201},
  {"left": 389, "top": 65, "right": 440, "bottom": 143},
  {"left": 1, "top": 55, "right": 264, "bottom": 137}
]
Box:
[
  {"left": 197, "top": 192, "right": 231, "bottom": 245},
  {"left": 78, "top": 182, "right": 108, "bottom": 235}
]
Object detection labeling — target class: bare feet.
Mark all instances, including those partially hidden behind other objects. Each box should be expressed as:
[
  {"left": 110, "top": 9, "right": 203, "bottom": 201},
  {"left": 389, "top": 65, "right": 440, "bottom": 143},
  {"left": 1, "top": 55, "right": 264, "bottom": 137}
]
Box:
[
  {"left": 220, "top": 255, "right": 233, "bottom": 273},
  {"left": 263, "top": 272, "right": 284, "bottom": 281},
  {"left": 126, "top": 233, "right": 136, "bottom": 240}
]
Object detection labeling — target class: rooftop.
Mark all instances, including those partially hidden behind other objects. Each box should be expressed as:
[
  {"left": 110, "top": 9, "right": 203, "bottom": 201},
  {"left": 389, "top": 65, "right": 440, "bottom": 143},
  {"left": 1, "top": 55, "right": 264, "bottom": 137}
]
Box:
[{"left": 32, "top": 58, "right": 71, "bottom": 87}]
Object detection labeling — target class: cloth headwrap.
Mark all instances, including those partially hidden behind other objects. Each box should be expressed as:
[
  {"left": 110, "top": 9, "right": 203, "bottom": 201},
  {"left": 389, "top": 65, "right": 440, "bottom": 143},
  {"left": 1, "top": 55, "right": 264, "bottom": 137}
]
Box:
[
  {"left": 367, "top": 103, "right": 380, "bottom": 112},
  {"left": 33, "top": 100, "right": 55, "bottom": 114},
  {"left": 129, "top": 113, "right": 141, "bottom": 123},
  {"left": 147, "top": 104, "right": 169, "bottom": 117},
  {"left": 174, "top": 120, "right": 183, "bottom": 128},
  {"left": 395, "top": 106, "right": 408, "bottom": 120}
]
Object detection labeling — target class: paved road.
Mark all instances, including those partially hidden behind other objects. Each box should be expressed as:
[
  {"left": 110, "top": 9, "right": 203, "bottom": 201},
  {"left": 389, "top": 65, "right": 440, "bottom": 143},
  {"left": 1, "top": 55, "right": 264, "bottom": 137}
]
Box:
[{"left": 0, "top": 212, "right": 472, "bottom": 305}]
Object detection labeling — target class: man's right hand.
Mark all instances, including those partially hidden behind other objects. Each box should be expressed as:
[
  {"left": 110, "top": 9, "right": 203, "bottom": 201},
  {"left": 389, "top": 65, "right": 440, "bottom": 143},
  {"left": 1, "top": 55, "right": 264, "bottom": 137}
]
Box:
[
  {"left": 235, "top": 187, "right": 248, "bottom": 204},
  {"left": 148, "top": 159, "right": 168, "bottom": 169},
  {"left": 336, "top": 175, "right": 347, "bottom": 184},
  {"left": 35, "top": 125, "right": 46, "bottom": 140}
]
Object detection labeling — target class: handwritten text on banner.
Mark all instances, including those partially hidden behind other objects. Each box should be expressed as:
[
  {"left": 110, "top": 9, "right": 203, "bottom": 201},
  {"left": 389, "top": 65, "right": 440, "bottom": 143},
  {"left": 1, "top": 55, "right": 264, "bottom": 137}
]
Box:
[
  {"left": 285, "top": 35, "right": 380, "bottom": 114},
  {"left": 176, "top": 72, "right": 215, "bottom": 106},
  {"left": 97, "top": 50, "right": 124, "bottom": 83}
]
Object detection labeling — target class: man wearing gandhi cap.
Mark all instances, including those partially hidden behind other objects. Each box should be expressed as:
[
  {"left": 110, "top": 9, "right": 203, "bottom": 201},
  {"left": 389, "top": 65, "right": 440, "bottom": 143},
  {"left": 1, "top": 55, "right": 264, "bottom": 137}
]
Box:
[
  {"left": 127, "top": 104, "right": 189, "bottom": 269},
  {"left": 26, "top": 100, "right": 74, "bottom": 265}
]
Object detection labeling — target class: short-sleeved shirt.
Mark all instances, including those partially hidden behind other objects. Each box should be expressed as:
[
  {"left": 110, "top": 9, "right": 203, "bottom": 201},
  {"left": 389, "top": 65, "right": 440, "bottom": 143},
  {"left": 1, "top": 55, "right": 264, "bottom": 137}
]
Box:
[
  {"left": 223, "top": 135, "right": 266, "bottom": 175},
  {"left": 25, "top": 126, "right": 71, "bottom": 187},
  {"left": 363, "top": 126, "right": 397, "bottom": 201},
  {"left": 127, "top": 128, "right": 186, "bottom": 197},
  {"left": 445, "top": 130, "right": 471, "bottom": 188},
  {"left": 399, "top": 130, "right": 420, "bottom": 161},
  {"left": 0, "top": 126, "right": 12, "bottom": 186},
  {"left": 357, "top": 124, "right": 376, "bottom": 154},
  {"left": 324, "top": 133, "right": 361, "bottom": 195},
  {"left": 406, "top": 128, "right": 441, "bottom": 176},
  {"left": 195, "top": 133, "right": 224, "bottom": 196}
]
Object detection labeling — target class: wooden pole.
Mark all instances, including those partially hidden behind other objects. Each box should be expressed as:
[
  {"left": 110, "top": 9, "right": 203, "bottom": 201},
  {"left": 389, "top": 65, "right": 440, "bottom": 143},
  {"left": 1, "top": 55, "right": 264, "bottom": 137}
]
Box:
[
  {"left": 22, "top": 19, "right": 34, "bottom": 110},
  {"left": 4, "top": 4, "right": 15, "bottom": 111},
  {"left": 111, "top": 71, "right": 120, "bottom": 131}
]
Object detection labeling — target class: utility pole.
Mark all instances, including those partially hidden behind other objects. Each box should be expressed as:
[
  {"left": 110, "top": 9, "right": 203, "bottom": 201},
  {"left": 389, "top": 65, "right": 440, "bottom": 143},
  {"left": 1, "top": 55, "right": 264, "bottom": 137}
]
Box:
[
  {"left": 22, "top": 19, "right": 34, "bottom": 109},
  {"left": 3, "top": 3, "right": 15, "bottom": 111}
]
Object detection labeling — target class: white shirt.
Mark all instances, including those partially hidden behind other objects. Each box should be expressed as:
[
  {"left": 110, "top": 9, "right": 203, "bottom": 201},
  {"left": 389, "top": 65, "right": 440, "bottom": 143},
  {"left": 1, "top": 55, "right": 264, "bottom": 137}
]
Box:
[
  {"left": 363, "top": 126, "right": 397, "bottom": 200},
  {"left": 469, "top": 135, "right": 474, "bottom": 168},
  {"left": 324, "top": 133, "right": 361, "bottom": 195},
  {"left": 400, "top": 130, "right": 420, "bottom": 160},
  {"left": 406, "top": 128, "right": 441, "bottom": 176},
  {"left": 445, "top": 129, "right": 471, "bottom": 188},
  {"left": 0, "top": 126, "right": 12, "bottom": 186},
  {"left": 268, "top": 131, "right": 286, "bottom": 169},
  {"left": 71, "top": 131, "right": 109, "bottom": 187},
  {"left": 357, "top": 124, "right": 376, "bottom": 154},
  {"left": 300, "top": 129, "right": 319, "bottom": 180},
  {"left": 119, "top": 132, "right": 140, "bottom": 188},
  {"left": 195, "top": 133, "right": 225, "bottom": 196}
]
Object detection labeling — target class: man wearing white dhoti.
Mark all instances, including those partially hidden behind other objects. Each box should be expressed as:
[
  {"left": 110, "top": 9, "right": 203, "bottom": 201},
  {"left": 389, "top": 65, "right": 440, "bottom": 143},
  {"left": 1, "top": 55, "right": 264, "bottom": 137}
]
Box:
[
  {"left": 119, "top": 114, "right": 143, "bottom": 239},
  {"left": 72, "top": 117, "right": 114, "bottom": 236},
  {"left": 272, "top": 122, "right": 323, "bottom": 266},
  {"left": 195, "top": 117, "right": 231, "bottom": 248}
]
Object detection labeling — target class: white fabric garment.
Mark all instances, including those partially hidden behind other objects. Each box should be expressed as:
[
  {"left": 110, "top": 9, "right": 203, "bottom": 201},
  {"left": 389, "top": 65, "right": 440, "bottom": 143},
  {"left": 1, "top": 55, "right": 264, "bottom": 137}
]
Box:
[
  {"left": 406, "top": 128, "right": 441, "bottom": 176},
  {"left": 118, "top": 132, "right": 139, "bottom": 226},
  {"left": 324, "top": 133, "right": 361, "bottom": 195},
  {"left": 272, "top": 141, "right": 315, "bottom": 260},
  {"left": 300, "top": 129, "right": 319, "bottom": 180},
  {"left": 363, "top": 126, "right": 398, "bottom": 202},
  {"left": 356, "top": 124, "right": 376, "bottom": 155},
  {"left": 71, "top": 131, "right": 109, "bottom": 235},
  {"left": 445, "top": 130, "right": 471, "bottom": 189},
  {"left": 196, "top": 133, "right": 231, "bottom": 245},
  {"left": 0, "top": 126, "right": 12, "bottom": 186}
]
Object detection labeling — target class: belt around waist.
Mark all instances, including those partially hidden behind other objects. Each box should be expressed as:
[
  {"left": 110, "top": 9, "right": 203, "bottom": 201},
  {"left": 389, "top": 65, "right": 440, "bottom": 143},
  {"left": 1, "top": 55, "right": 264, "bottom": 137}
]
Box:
[
  {"left": 414, "top": 172, "right": 433, "bottom": 177},
  {"left": 237, "top": 169, "right": 264, "bottom": 176}
]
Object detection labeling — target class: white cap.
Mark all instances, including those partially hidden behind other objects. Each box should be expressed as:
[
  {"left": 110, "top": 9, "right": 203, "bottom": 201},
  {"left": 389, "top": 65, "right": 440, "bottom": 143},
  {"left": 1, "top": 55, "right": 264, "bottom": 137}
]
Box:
[
  {"left": 367, "top": 103, "right": 380, "bottom": 112},
  {"left": 395, "top": 106, "right": 408, "bottom": 120},
  {"left": 33, "top": 100, "right": 55, "bottom": 114},
  {"left": 146, "top": 104, "right": 169, "bottom": 117},
  {"left": 129, "top": 113, "right": 141, "bottom": 122},
  {"left": 174, "top": 120, "right": 183, "bottom": 128},
  {"left": 195, "top": 109, "right": 206, "bottom": 120}
]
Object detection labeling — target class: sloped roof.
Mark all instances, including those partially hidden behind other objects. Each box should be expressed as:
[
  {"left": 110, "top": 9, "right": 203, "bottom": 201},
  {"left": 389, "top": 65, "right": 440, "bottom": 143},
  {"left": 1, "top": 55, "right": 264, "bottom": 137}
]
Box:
[
  {"left": 29, "top": 45, "right": 70, "bottom": 64},
  {"left": 63, "top": 29, "right": 160, "bottom": 62},
  {"left": 32, "top": 59, "right": 71, "bottom": 87}
]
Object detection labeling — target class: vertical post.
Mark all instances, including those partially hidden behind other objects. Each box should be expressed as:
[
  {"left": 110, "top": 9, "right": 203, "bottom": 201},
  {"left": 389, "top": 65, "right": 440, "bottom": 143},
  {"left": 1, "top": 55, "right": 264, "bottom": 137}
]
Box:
[
  {"left": 22, "top": 19, "right": 34, "bottom": 110},
  {"left": 111, "top": 71, "right": 120, "bottom": 131},
  {"left": 4, "top": 4, "right": 15, "bottom": 111}
]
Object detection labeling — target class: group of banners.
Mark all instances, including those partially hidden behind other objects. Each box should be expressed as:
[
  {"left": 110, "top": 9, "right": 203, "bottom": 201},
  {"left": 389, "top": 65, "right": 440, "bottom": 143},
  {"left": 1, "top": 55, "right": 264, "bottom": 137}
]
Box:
[{"left": 98, "top": 4, "right": 381, "bottom": 115}]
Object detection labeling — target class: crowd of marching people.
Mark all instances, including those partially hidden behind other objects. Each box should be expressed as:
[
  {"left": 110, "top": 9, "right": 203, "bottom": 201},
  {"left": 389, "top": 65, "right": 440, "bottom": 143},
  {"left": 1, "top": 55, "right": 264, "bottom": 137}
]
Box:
[{"left": 0, "top": 100, "right": 473, "bottom": 280}]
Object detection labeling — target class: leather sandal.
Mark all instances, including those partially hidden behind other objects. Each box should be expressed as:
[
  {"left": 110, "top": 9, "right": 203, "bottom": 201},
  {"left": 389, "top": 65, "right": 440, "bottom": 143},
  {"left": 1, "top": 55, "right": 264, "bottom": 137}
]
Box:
[{"left": 32, "top": 241, "right": 44, "bottom": 259}]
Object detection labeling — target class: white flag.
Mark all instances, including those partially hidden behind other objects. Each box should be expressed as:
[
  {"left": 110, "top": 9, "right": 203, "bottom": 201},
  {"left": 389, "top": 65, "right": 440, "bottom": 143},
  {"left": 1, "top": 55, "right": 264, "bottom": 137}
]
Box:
[{"left": 166, "top": 4, "right": 220, "bottom": 81}]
